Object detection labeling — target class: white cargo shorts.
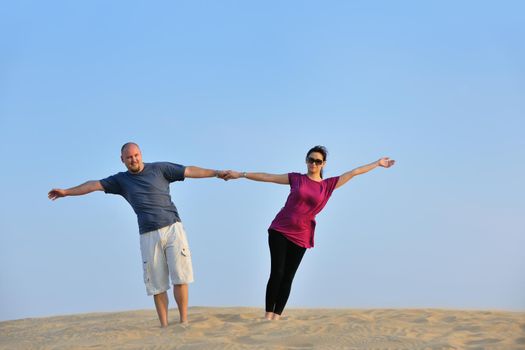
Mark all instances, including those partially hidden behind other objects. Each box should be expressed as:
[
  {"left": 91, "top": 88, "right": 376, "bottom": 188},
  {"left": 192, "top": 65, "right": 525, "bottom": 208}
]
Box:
[{"left": 139, "top": 221, "right": 194, "bottom": 296}]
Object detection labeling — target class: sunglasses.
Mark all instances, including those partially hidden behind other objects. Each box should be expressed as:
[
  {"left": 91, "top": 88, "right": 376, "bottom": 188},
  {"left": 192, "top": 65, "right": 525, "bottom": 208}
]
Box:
[{"left": 307, "top": 157, "right": 324, "bottom": 165}]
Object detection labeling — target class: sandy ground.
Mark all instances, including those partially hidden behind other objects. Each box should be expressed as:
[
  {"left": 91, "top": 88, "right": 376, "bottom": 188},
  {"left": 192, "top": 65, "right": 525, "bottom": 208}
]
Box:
[{"left": 1, "top": 307, "right": 524, "bottom": 349}]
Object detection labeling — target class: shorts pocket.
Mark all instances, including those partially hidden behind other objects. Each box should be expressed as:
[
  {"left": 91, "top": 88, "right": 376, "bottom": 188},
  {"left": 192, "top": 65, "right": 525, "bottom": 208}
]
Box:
[
  {"left": 142, "top": 261, "right": 151, "bottom": 284},
  {"left": 181, "top": 247, "right": 191, "bottom": 257}
]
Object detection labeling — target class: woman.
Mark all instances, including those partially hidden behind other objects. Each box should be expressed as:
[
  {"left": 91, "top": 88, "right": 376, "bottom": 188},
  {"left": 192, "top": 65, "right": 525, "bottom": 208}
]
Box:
[{"left": 225, "top": 146, "right": 395, "bottom": 320}]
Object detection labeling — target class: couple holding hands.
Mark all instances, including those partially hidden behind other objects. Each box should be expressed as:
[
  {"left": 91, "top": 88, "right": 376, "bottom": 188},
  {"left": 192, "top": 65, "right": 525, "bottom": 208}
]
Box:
[{"left": 48, "top": 142, "right": 395, "bottom": 327}]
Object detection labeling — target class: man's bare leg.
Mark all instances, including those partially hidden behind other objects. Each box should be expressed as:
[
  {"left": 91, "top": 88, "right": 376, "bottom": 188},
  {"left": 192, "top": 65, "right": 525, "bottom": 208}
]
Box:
[
  {"left": 153, "top": 292, "right": 169, "bottom": 327},
  {"left": 173, "top": 284, "right": 188, "bottom": 323}
]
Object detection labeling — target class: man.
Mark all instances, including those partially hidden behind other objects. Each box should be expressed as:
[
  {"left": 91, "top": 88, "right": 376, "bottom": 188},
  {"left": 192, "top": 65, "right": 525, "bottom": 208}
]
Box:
[{"left": 48, "top": 142, "right": 225, "bottom": 327}]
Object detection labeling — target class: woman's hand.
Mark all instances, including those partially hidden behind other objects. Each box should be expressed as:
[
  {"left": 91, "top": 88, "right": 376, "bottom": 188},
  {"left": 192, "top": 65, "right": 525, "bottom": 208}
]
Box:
[{"left": 378, "top": 157, "right": 395, "bottom": 168}]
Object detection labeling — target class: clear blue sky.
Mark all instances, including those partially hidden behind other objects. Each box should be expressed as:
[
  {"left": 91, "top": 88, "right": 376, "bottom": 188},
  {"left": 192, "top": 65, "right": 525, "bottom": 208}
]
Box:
[{"left": 1, "top": 1, "right": 524, "bottom": 321}]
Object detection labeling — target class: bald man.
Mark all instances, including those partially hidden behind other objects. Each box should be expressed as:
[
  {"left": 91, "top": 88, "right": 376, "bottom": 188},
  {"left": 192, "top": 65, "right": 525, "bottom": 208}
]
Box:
[{"left": 49, "top": 142, "right": 226, "bottom": 327}]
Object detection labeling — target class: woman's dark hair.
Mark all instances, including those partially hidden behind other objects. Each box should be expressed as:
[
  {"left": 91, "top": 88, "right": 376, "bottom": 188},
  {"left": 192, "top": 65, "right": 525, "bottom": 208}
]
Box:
[{"left": 306, "top": 145, "right": 328, "bottom": 178}]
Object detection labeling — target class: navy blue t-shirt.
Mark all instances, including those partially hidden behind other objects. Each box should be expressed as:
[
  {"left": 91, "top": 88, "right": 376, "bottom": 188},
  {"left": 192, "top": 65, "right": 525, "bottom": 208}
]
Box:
[{"left": 100, "top": 162, "right": 186, "bottom": 234}]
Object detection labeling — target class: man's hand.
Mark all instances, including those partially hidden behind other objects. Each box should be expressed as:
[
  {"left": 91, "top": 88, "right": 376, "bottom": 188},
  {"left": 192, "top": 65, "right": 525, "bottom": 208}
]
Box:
[
  {"left": 48, "top": 181, "right": 103, "bottom": 199},
  {"left": 48, "top": 189, "right": 67, "bottom": 200}
]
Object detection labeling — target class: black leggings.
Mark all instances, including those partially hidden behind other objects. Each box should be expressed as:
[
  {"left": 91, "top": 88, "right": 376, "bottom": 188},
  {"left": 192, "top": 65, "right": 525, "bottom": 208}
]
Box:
[{"left": 265, "top": 229, "right": 306, "bottom": 315}]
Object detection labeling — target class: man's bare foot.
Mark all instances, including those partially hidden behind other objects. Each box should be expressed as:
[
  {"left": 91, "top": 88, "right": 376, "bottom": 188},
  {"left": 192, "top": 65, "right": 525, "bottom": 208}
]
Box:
[
  {"left": 272, "top": 313, "right": 281, "bottom": 320},
  {"left": 264, "top": 312, "right": 274, "bottom": 320}
]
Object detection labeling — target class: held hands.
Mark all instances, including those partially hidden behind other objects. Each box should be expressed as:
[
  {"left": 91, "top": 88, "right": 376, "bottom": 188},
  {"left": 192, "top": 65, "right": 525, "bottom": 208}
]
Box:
[
  {"left": 224, "top": 170, "right": 242, "bottom": 180},
  {"left": 216, "top": 170, "right": 242, "bottom": 181},
  {"left": 378, "top": 157, "right": 395, "bottom": 168}
]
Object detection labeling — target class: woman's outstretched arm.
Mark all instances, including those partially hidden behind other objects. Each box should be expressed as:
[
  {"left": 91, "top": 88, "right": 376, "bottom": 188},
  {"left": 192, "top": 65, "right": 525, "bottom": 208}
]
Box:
[
  {"left": 335, "top": 157, "right": 395, "bottom": 189},
  {"left": 224, "top": 171, "right": 289, "bottom": 185}
]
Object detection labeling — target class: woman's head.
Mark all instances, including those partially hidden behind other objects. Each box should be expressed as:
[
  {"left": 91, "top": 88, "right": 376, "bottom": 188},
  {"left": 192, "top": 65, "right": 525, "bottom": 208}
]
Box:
[{"left": 306, "top": 145, "right": 328, "bottom": 178}]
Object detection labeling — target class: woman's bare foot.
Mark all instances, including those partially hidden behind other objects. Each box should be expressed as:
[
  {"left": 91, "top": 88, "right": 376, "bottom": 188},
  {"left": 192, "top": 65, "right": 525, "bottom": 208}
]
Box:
[{"left": 264, "top": 312, "right": 283, "bottom": 320}]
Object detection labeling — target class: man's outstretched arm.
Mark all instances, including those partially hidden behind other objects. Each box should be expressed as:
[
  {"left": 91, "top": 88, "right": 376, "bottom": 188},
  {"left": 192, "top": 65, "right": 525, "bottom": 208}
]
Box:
[
  {"left": 184, "top": 166, "right": 226, "bottom": 179},
  {"left": 48, "top": 180, "right": 104, "bottom": 200}
]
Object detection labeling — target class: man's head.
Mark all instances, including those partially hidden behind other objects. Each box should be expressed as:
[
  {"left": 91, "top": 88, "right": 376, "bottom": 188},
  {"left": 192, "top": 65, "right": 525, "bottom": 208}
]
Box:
[{"left": 121, "top": 142, "right": 144, "bottom": 173}]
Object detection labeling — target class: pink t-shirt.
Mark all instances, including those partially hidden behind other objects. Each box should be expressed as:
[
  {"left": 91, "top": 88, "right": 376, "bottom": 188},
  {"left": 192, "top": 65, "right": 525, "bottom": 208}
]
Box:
[{"left": 269, "top": 172, "right": 340, "bottom": 248}]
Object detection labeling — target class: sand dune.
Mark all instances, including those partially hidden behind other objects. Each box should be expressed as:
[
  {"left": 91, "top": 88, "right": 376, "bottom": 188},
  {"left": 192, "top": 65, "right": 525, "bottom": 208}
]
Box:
[{"left": 1, "top": 307, "right": 524, "bottom": 349}]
